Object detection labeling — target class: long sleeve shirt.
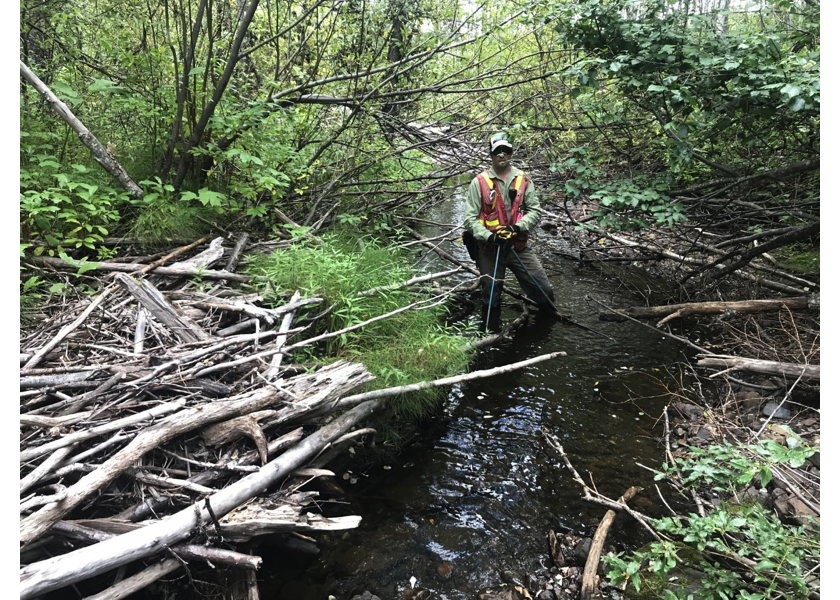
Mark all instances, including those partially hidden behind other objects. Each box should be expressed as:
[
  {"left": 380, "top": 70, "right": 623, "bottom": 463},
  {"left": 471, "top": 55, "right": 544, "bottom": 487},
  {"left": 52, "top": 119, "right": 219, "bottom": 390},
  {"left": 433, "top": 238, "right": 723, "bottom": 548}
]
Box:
[{"left": 463, "top": 165, "right": 543, "bottom": 243}]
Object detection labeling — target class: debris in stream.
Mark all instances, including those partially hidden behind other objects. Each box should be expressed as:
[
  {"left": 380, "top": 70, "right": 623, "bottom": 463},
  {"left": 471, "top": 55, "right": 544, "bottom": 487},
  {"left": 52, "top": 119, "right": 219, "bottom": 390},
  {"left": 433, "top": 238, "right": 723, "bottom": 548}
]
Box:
[{"left": 20, "top": 234, "right": 572, "bottom": 599}]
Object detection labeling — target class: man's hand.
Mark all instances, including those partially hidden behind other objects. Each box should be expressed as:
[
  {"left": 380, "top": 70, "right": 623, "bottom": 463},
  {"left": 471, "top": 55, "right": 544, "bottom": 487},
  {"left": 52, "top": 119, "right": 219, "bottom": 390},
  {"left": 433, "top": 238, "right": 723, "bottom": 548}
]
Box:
[{"left": 496, "top": 224, "right": 520, "bottom": 238}]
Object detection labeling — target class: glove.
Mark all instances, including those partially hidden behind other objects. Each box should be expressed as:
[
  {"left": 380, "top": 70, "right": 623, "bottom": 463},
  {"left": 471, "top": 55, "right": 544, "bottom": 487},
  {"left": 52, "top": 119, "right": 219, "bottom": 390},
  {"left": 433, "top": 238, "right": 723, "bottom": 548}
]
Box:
[
  {"left": 487, "top": 232, "right": 513, "bottom": 247},
  {"left": 496, "top": 224, "right": 520, "bottom": 238}
]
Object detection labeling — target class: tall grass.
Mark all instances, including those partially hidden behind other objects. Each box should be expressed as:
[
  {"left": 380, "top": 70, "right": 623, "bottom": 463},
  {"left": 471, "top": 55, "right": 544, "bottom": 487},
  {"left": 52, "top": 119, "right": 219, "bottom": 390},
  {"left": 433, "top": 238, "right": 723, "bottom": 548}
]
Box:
[{"left": 246, "top": 234, "right": 473, "bottom": 426}]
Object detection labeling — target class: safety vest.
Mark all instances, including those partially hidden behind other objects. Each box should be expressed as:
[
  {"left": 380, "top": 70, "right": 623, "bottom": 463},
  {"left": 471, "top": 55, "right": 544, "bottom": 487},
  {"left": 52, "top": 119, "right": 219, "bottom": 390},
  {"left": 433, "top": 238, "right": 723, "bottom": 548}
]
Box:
[{"left": 476, "top": 170, "right": 530, "bottom": 250}]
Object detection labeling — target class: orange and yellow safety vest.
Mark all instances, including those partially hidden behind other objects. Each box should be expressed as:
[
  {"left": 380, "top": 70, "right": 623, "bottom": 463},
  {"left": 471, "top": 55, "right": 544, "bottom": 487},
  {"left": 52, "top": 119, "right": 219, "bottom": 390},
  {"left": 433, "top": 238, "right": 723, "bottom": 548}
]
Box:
[{"left": 476, "top": 170, "right": 530, "bottom": 250}]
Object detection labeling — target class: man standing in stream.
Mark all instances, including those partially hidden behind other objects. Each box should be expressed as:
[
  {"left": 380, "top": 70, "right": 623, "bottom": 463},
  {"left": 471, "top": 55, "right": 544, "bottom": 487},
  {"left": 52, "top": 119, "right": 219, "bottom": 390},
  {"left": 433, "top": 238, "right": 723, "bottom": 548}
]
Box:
[{"left": 463, "top": 132, "right": 556, "bottom": 319}]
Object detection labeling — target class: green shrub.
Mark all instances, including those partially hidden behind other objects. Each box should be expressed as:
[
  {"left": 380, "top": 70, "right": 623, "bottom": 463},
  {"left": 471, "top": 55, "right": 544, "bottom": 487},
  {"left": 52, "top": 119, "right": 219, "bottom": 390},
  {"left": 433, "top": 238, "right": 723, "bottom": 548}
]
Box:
[{"left": 246, "top": 233, "right": 473, "bottom": 424}]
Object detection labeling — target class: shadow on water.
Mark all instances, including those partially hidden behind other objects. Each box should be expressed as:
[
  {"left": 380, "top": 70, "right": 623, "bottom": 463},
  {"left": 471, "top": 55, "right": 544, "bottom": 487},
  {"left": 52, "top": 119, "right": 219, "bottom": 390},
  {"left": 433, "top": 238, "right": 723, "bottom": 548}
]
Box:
[{"left": 283, "top": 191, "right": 702, "bottom": 600}]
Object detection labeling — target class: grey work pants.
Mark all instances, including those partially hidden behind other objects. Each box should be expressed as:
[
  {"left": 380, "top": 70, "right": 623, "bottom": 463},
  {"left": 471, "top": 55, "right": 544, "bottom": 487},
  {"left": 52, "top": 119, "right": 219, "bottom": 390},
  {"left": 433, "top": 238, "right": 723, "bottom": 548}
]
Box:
[{"left": 476, "top": 243, "right": 555, "bottom": 309}]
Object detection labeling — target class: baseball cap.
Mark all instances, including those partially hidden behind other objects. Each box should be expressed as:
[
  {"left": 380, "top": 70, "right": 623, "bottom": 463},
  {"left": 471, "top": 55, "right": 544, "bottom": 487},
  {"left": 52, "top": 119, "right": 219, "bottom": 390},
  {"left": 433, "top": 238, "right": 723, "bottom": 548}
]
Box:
[{"left": 490, "top": 133, "right": 513, "bottom": 153}]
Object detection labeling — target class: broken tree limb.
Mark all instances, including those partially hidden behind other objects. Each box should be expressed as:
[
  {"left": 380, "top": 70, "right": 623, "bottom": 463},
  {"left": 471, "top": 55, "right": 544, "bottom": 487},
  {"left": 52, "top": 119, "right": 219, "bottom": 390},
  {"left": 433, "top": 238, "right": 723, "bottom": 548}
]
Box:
[
  {"left": 330, "top": 351, "right": 567, "bottom": 411},
  {"left": 22, "top": 286, "right": 119, "bottom": 370},
  {"left": 588, "top": 296, "right": 712, "bottom": 355},
  {"left": 52, "top": 521, "right": 263, "bottom": 569},
  {"left": 112, "top": 428, "right": 306, "bottom": 523},
  {"left": 20, "top": 387, "right": 283, "bottom": 544},
  {"left": 599, "top": 296, "right": 812, "bottom": 323},
  {"left": 81, "top": 558, "right": 181, "bottom": 600},
  {"left": 22, "top": 237, "right": 226, "bottom": 371},
  {"left": 201, "top": 410, "right": 276, "bottom": 466},
  {"left": 697, "top": 355, "right": 819, "bottom": 382},
  {"left": 356, "top": 267, "right": 463, "bottom": 297},
  {"left": 19, "top": 398, "right": 381, "bottom": 599},
  {"left": 21, "top": 400, "right": 187, "bottom": 464},
  {"left": 116, "top": 274, "right": 211, "bottom": 343},
  {"left": 598, "top": 231, "right": 807, "bottom": 295},
  {"left": 683, "top": 221, "right": 820, "bottom": 283},
  {"left": 540, "top": 431, "right": 660, "bottom": 540},
  {"left": 134, "top": 308, "right": 149, "bottom": 354},
  {"left": 19, "top": 60, "right": 143, "bottom": 198},
  {"left": 266, "top": 291, "right": 301, "bottom": 380},
  {"left": 20, "top": 446, "right": 77, "bottom": 496},
  {"left": 225, "top": 233, "right": 251, "bottom": 273},
  {"left": 219, "top": 500, "right": 362, "bottom": 542},
  {"left": 581, "top": 486, "right": 641, "bottom": 600},
  {"left": 168, "top": 237, "right": 225, "bottom": 270},
  {"left": 24, "top": 256, "right": 264, "bottom": 283}
]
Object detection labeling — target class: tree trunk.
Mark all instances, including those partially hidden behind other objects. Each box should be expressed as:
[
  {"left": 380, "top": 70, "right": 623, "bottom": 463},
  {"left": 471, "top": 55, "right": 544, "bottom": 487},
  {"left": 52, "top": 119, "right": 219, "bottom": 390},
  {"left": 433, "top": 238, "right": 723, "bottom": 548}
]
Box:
[{"left": 19, "top": 61, "right": 143, "bottom": 198}]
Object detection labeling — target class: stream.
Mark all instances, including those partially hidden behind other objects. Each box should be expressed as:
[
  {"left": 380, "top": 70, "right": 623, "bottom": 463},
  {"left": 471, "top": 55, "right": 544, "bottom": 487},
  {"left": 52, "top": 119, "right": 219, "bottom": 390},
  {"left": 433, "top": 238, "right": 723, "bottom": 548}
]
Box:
[{"left": 265, "top": 187, "right": 699, "bottom": 600}]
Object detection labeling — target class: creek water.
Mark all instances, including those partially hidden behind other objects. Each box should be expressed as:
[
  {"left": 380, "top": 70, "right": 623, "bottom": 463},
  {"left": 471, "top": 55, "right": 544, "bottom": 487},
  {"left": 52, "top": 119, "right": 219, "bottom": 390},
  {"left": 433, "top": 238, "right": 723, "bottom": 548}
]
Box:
[{"left": 270, "top": 188, "right": 698, "bottom": 600}]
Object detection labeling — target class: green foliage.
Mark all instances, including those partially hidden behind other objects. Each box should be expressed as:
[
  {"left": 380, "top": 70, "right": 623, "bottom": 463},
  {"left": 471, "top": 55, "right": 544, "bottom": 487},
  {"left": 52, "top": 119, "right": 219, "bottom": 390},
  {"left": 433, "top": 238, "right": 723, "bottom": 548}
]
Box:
[
  {"left": 20, "top": 131, "right": 126, "bottom": 253},
  {"left": 246, "top": 233, "right": 473, "bottom": 425},
  {"left": 127, "top": 177, "right": 209, "bottom": 247},
  {"left": 604, "top": 432, "right": 819, "bottom": 599},
  {"left": 551, "top": 147, "right": 684, "bottom": 230},
  {"left": 656, "top": 428, "right": 818, "bottom": 492},
  {"left": 543, "top": 0, "right": 819, "bottom": 179}
]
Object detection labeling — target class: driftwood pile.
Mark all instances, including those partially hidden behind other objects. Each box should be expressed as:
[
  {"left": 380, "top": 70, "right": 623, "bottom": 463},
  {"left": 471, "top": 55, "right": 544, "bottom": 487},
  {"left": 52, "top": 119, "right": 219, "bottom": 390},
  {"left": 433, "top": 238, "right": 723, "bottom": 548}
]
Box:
[
  {"left": 19, "top": 235, "right": 381, "bottom": 599},
  {"left": 20, "top": 234, "right": 565, "bottom": 599}
]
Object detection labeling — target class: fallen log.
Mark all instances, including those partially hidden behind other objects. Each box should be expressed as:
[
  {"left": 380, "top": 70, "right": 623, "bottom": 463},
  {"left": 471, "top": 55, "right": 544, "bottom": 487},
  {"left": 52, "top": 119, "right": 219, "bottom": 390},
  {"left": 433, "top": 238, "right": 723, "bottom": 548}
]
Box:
[
  {"left": 580, "top": 487, "right": 641, "bottom": 600},
  {"left": 697, "top": 355, "right": 819, "bottom": 382},
  {"left": 19, "top": 60, "right": 142, "bottom": 198},
  {"left": 599, "top": 296, "right": 813, "bottom": 324},
  {"left": 21, "top": 361, "right": 371, "bottom": 545},
  {"left": 116, "top": 274, "right": 211, "bottom": 343},
  {"left": 24, "top": 256, "right": 263, "bottom": 283},
  {"left": 20, "top": 399, "right": 381, "bottom": 599}
]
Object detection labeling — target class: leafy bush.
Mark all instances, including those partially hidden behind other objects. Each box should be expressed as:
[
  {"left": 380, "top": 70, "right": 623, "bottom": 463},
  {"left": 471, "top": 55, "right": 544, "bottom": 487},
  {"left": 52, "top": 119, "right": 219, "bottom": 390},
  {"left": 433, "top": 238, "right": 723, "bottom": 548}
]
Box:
[
  {"left": 603, "top": 428, "right": 819, "bottom": 599},
  {"left": 20, "top": 131, "right": 127, "bottom": 253},
  {"left": 551, "top": 146, "right": 684, "bottom": 230}
]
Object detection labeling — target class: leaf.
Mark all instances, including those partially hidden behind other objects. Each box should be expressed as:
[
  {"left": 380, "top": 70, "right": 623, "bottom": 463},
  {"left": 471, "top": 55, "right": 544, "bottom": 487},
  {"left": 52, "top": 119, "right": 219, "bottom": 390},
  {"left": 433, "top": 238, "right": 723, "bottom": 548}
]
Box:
[
  {"left": 753, "top": 559, "right": 776, "bottom": 572},
  {"left": 188, "top": 66, "right": 204, "bottom": 76},
  {"left": 759, "top": 466, "right": 772, "bottom": 488},
  {"left": 89, "top": 79, "right": 124, "bottom": 94},
  {"left": 648, "top": 84, "right": 667, "bottom": 92},
  {"left": 723, "top": 60, "right": 741, "bottom": 70},
  {"left": 51, "top": 81, "right": 81, "bottom": 105},
  {"left": 198, "top": 188, "right": 226, "bottom": 208}
]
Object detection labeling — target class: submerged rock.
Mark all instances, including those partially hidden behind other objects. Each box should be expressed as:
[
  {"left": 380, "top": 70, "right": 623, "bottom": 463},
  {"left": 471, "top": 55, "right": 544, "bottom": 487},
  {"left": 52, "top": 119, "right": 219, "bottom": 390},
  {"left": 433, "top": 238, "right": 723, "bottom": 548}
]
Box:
[
  {"left": 476, "top": 586, "right": 526, "bottom": 600},
  {"left": 762, "top": 402, "right": 792, "bottom": 419},
  {"left": 351, "top": 593, "right": 382, "bottom": 600}
]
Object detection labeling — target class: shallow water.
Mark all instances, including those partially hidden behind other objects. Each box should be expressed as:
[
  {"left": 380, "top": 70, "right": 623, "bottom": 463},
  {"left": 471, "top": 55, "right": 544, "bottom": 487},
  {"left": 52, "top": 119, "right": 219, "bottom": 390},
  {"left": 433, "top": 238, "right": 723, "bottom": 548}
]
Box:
[{"left": 281, "top": 192, "right": 698, "bottom": 600}]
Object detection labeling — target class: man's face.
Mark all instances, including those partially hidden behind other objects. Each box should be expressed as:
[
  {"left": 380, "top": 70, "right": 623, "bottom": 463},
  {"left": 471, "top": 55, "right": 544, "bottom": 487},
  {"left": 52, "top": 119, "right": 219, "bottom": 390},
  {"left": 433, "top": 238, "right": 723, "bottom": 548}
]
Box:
[{"left": 491, "top": 145, "right": 513, "bottom": 171}]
